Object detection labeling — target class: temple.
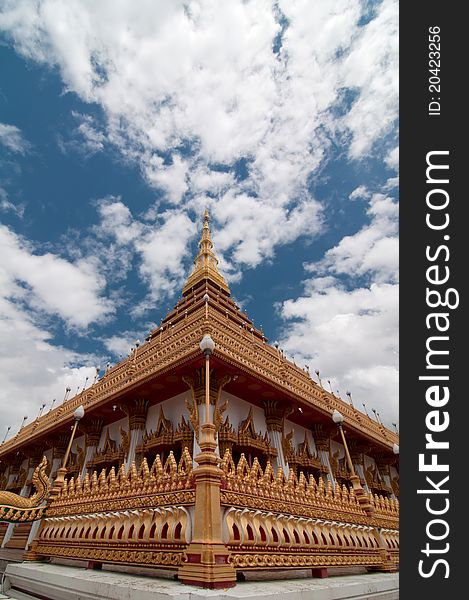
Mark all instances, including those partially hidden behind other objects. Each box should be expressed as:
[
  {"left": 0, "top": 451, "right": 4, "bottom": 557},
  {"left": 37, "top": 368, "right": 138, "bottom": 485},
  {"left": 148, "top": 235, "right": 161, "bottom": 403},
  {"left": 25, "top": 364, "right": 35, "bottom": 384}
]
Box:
[{"left": 0, "top": 211, "right": 399, "bottom": 589}]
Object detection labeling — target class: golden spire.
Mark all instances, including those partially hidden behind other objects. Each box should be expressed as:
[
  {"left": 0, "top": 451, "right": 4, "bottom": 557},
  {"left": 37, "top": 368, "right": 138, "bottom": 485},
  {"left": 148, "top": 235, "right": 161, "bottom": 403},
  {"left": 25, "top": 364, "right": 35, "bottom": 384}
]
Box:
[{"left": 182, "top": 210, "right": 230, "bottom": 295}]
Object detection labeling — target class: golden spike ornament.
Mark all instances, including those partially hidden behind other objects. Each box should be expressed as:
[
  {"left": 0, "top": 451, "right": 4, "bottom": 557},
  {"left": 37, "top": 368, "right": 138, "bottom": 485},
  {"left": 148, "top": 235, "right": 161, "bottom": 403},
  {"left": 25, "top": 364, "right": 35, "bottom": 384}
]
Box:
[{"left": 182, "top": 209, "right": 230, "bottom": 295}]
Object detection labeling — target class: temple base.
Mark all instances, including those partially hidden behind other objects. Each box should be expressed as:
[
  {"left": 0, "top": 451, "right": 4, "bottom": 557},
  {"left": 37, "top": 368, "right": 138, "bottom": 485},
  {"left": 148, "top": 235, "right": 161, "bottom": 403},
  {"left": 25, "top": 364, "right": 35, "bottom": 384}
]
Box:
[
  {"left": 369, "top": 551, "right": 399, "bottom": 573},
  {"left": 177, "top": 542, "right": 236, "bottom": 588},
  {"left": 3, "top": 562, "right": 399, "bottom": 600}
]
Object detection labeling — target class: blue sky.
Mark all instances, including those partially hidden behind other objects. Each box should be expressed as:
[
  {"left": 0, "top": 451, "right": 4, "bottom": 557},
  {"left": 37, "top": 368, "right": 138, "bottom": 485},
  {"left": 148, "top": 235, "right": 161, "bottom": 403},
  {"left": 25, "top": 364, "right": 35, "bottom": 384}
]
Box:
[{"left": 0, "top": 0, "right": 398, "bottom": 439}]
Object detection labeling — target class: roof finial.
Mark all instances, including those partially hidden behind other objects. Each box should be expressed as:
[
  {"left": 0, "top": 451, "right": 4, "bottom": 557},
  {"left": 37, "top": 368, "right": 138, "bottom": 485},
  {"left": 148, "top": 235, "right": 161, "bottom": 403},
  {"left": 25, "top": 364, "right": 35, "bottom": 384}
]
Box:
[{"left": 182, "top": 209, "right": 230, "bottom": 296}]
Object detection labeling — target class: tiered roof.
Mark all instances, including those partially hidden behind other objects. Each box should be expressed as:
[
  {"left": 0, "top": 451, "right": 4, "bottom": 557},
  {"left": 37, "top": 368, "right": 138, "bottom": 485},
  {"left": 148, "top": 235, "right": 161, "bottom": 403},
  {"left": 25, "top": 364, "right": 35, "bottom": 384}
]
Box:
[{"left": 0, "top": 211, "right": 398, "bottom": 461}]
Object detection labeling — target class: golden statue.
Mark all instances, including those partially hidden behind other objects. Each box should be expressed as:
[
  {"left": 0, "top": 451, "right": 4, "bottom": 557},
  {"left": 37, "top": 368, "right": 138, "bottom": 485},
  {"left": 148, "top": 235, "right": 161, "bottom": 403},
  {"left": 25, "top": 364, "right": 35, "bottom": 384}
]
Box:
[
  {"left": 330, "top": 448, "right": 340, "bottom": 476},
  {"left": 0, "top": 456, "right": 49, "bottom": 520},
  {"left": 391, "top": 473, "right": 400, "bottom": 497}
]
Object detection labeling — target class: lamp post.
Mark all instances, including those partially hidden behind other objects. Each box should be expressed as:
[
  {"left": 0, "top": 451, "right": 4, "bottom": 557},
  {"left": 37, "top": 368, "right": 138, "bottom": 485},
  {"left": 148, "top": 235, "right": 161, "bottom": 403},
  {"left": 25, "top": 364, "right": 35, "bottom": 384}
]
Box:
[
  {"left": 49, "top": 405, "right": 84, "bottom": 499},
  {"left": 178, "top": 334, "right": 236, "bottom": 588},
  {"left": 332, "top": 409, "right": 373, "bottom": 517},
  {"left": 200, "top": 333, "right": 215, "bottom": 425}
]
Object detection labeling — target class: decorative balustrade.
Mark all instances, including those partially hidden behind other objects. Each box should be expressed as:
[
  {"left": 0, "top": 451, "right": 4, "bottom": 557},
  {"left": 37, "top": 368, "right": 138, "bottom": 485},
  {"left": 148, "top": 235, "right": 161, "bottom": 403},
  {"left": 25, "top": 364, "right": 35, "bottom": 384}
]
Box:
[
  {"left": 8, "top": 451, "right": 398, "bottom": 574},
  {"left": 34, "top": 505, "right": 190, "bottom": 568},
  {"left": 219, "top": 451, "right": 398, "bottom": 572},
  {"left": 30, "top": 449, "right": 195, "bottom": 569},
  {"left": 47, "top": 448, "right": 195, "bottom": 517}
]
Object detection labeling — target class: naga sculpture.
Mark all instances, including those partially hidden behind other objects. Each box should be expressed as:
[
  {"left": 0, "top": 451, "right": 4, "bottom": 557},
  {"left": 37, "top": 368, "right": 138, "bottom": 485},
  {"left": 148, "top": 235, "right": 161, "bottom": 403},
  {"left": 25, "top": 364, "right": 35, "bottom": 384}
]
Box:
[{"left": 0, "top": 456, "right": 50, "bottom": 523}]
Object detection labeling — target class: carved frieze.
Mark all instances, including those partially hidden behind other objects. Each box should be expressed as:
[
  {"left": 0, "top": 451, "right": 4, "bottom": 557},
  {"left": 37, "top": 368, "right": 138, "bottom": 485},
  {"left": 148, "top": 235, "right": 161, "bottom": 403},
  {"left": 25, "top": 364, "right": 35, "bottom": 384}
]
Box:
[
  {"left": 219, "top": 409, "right": 277, "bottom": 460},
  {"left": 87, "top": 429, "right": 126, "bottom": 469},
  {"left": 136, "top": 407, "right": 194, "bottom": 458},
  {"left": 364, "top": 461, "right": 392, "bottom": 496},
  {"left": 219, "top": 449, "right": 399, "bottom": 531},
  {"left": 282, "top": 430, "right": 325, "bottom": 475}
]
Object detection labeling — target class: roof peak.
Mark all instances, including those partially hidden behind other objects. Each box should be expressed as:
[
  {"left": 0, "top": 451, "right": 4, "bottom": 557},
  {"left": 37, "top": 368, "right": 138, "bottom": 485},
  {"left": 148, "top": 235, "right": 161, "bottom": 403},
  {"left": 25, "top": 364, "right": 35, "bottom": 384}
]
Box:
[{"left": 182, "top": 210, "right": 230, "bottom": 296}]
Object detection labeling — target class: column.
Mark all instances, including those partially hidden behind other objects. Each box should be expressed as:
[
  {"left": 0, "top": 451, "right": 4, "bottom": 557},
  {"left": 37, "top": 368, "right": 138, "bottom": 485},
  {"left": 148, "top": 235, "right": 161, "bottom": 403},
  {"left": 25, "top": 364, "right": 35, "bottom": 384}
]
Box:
[
  {"left": 193, "top": 403, "right": 216, "bottom": 458},
  {"left": 80, "top": 419, "right": 104, "bottom": 479},
  {"left": 178, "top": 421, "right": 235, "bottom": 587},
  {"left": 122, "top": 399, "right": 149, "bottom": 471},
  {"left": 311, "top": 424, "right": 334, "bottom": 483},
  {"left": 263, "top": 400, "right": 289, "bottom": 474},
  {"left": 178, "top": 337, "right": 236, "bottom": 588}
]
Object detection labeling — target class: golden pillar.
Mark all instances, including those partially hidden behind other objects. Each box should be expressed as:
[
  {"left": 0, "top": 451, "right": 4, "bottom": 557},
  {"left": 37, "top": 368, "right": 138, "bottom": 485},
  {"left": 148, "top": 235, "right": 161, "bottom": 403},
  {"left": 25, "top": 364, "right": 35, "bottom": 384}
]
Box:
[{"left": 178, "top": 334, "right": 236, "bottom": 588}]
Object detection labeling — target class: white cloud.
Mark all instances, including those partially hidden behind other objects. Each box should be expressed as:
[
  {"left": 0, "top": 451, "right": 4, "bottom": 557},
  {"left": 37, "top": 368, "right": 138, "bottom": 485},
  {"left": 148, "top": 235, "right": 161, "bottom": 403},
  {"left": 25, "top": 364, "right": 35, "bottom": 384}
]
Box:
[
  {"left": 349, "top": 185, "right": 369, "bottom": 201},
  {"left": 95, "top": 197, "right": 141, "bottom": 246},
  {"left": 0, "top": 296, "right": 99, "bottom": 439},
  {"left": 0, "top": 187, "right": 25, "bottom": 218},
  {"left": 308, "top": 193, "right": 398, "bottom": 283},
  {"left": 212, "top": 193, "right": 324, "bottom": 270},
  {"left": 279, "top": 185, "right": 398, "bottom": 426},
  {"left": 146, "top": 155, "right": 189, "bottom": 205},
  {"left": 0, "top": 1, "right": 399, "bottom": 430},
  {"left": 73, "top": 112, "right": 106, "bottom": 154},
  {"left": 103, "top": 332, "right": 141, "bottom": 359},
  {"left": 0, "top": 224, "right": 114, "bottom": 435},
  {"left": 135, "top": 210, "right": 196, "bottom": 302},
  {"left": 279, "top": 279, "right": 398, "bottom": 426},
  {"left": 190, "top": 167, "right": 235, "bottom": 196},
  {"left": 0, "top": 225, "right": 113, "bottom": 329},
  {"left": 0, "top": 0, "right": 398, "bottom": 268},
  {"left": 0, "top": 122, "right": 30, "bottom": 154},
  {"left": 339, "top": 0, "right": 398, "bottom": 159},
  {"left": 385, "top": 146, "right": 399, "bottom": 171},
  {"left": 90, "top": 198, "right": 197, "bottom": 308}
]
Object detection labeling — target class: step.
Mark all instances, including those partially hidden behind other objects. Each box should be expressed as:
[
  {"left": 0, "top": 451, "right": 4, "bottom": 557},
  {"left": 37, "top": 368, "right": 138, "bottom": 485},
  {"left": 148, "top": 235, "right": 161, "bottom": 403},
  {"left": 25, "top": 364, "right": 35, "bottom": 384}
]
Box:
[{"left": 4, "top": 525, "right": 32, "bottom": 551}]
